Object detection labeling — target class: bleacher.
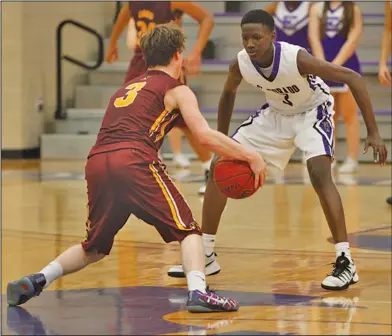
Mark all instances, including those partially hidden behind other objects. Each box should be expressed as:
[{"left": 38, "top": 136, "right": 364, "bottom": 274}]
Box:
[{"left": 41, "top": 1, "right": 391, "bottom": 162}]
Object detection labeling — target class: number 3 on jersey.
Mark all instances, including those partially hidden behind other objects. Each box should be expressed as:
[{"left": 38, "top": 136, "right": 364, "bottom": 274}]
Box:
[{"left": 114, "top": 81, "right": 146, "bottom": 108}]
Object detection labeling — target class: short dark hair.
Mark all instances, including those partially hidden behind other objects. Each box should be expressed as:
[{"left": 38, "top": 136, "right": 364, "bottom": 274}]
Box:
[
  {"left": 140, "top": 23, "right": 185, "bottom": 67},
  {"left": 241, "top": 9, "right": 275, "bottom": 31}
]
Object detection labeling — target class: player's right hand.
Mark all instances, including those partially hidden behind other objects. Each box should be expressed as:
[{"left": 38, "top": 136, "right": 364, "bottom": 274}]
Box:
[
  {"left": 378, "top": 65, "right": 391, "bottom": 87},
  {"left": 248, "top": 153, "right": 267, "bottom": 189},
  {"left": 105, "top": 43, "right": 118, "bottom": 64}
]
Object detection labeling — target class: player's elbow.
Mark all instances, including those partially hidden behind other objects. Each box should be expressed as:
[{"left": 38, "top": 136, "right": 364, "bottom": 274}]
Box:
[
  {"left": 201, "top": 11, "right": 214, "bottom": 29},
  {"left": 345, "top": 69, "right": 362, "bottom": 85}
]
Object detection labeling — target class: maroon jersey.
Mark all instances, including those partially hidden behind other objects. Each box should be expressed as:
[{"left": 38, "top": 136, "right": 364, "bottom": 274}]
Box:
[
  {"left": 129, "top": 1, "right": 173, "bottom": 46},
  {"left": 88, "top": 70, "right": 183, "bottom": 159}
]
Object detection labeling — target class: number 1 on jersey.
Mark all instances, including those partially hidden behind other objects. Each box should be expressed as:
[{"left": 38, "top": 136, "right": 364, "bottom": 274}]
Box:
[
  {"left": 114, "top": 81, "right": 146, "bottom": 108},
  {"left": 283, "top": 94, "right": 293, "bottom": 106}
]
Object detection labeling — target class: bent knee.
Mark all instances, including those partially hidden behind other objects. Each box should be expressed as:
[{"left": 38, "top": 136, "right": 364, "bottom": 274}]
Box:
[
  {"left": 81, "top": 242, "right": 110, "bottom": 261},
  {"left": 85, "top": 249, "right": 106, "bottom": 263},
  {"left": 178, "top": 229, "right": 203, "bottom": 244},
  {"left": 307, "top": 156, "right": 334, "bottom": 189}
]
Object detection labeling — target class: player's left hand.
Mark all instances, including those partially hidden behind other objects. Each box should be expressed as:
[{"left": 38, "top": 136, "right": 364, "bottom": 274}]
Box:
[
  {"left": 183, "top": 51, "right": 201, "bottom": 76},
  {"left": 363, "top": 133, "right": 388, "bottom": 166}
]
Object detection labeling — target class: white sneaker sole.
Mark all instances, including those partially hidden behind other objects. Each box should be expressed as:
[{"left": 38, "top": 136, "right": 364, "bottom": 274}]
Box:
[{"left": 321, "top": 272, "right": 359, "bottom": 291}]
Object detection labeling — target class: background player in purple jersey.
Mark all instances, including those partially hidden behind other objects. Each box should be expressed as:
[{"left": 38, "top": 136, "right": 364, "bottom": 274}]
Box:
[
  {"left": 309, "top": 1, "right": 362, "bottom": 173},
  {"left": 6, "top": 24, "right": 267, "bottom": 313}
]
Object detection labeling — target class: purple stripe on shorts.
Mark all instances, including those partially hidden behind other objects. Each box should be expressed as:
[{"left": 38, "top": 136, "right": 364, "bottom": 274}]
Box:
[
  {"left": 231, "top": 104, "right": 269, "bottom": 138},
  {"left": 314, "top": 104, "right": 333, "bottom": 157}
]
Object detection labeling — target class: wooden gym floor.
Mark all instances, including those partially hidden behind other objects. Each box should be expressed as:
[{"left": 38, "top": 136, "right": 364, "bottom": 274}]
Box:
[{"left": 2, "top": 159, "right": 391, "bottom": 335}]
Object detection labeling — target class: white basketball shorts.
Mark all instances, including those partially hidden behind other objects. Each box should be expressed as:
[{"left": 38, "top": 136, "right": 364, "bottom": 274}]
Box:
[{"left": 232, "top": 100, "right": 335, "bottom": 170}]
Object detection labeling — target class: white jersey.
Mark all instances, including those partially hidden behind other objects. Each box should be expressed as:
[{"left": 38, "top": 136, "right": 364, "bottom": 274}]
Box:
[{"left": 237, "top": 41, "right": 331, "bottom": 115}]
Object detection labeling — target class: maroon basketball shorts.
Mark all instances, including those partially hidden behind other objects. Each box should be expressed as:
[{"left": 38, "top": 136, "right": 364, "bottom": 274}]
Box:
[{"left": 82, "top": 149, "right": 201, "bottom": 255}]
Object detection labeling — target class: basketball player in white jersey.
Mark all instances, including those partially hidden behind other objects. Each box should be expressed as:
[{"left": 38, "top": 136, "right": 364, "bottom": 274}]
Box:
[{"left": 168, "top": 9, "right": 388, "bottom": 290}]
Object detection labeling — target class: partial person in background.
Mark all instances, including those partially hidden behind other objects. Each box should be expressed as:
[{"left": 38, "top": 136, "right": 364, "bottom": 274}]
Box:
[
  {"left": 107, "top": 2, "right": 214, "bottom": 194},
  {"left": 379, "top": 1, "right": 392, "bottom": 205},
  {"left": 379, "top": 1, "right": 391, "bottom": 87},
  {"left": 265, "top": 1, "right": 312, "bottom": 53},
  {"left": 309, "top": 1, "right": 362, "bottom": 173}
]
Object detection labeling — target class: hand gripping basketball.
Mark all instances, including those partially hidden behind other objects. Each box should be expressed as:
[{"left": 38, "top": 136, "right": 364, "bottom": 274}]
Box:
[{"left": 213, "top": 155, "right": 266, "bottom": 199}]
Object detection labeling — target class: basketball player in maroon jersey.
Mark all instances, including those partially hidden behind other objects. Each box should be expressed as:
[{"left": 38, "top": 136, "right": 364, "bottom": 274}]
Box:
[
  {"left": 107, "top": 1, "right": 214, "bottom": 194},
  {"left": 106, "top": 1, "right": 213, "bottom": 79},
  {"left": 7, "top": 24, "right": 266, "bottom": 313}
]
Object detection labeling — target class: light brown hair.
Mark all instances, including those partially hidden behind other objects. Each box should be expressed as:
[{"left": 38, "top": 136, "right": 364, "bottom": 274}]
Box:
[
  {"left": 140, "top": 23, "right": 186, "bottom": 67},
  {"left": 320, "top": 1, "right": 355, "bottom": 39}
]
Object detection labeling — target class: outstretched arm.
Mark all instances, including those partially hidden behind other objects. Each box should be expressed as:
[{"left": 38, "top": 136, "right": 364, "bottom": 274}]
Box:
[
  {"left": 166, "top": 85, "right": 266, "bottom": 187},
  {"left": 297, "top": 49, "right": 388, "bottom": 165},
  {"left": 217, "top": 59, "right": 243, "bottom": 135},
  {"left": 171, "top": 2, "right": 214, "bottom": 74}
]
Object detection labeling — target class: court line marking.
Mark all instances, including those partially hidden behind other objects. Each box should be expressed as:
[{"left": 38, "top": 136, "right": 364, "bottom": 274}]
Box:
[
  {"left": 350, "top": 225, "right": 392, "bottom": 235},
  {"left": 3, "top": 229, "right": 391, "bottom": 260},
  {"left": 170, "top": 317, "right": 392, "bottom": 326}
]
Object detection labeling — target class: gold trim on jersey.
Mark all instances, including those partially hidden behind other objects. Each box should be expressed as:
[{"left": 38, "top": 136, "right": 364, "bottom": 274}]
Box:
[
  {"left": 148, "top": 164, "right": 191, "bottom": 231},
  {"left": 154, "top": 114, "right": 178, "bottom": 142},
  {"left": 149, "top": 109, "right": 169, "bottom": 136}
]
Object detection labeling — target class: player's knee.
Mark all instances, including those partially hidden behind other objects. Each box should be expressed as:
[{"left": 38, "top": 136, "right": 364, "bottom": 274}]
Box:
[
  {"left": 307, "top": 155, "right": 333, "bottom": 191},
  {"left": 177, "top": 228, "right": 202, "bottom": 244},
  {"left": 81, "top": 243, "right": 108, "bottom": 263},
  {"left": 85, "top": 249, "right": 106, "bottom": 264}
]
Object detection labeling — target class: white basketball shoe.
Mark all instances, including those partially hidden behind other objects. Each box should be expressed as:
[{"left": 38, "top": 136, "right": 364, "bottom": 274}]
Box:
[
  {"left": 321, "top": 252, "right": 359, "bottom": 290},
  {"left": 168, "top": 252, "right": 221, "bottom": 278}
]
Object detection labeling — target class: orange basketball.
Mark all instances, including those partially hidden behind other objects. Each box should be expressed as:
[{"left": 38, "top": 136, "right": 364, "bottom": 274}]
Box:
[{"left": 213, "top": 157, "right": 261, "bottom": 199}]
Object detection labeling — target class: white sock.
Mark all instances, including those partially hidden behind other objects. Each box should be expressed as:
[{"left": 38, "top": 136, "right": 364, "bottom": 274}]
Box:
[
  {"left": 335, "top": 242, "right": 352, "bottom": 261},
  {"left": 201, "top": 159, "right": 212, "bottom": 171},
  {"left": 40, "top": 261, "right": 63, "bottom": 289},
  {"left": 186, "top": 271, "right": 207, "bottom": 293},
  {"left": 203, "top": 234, "right": 216, "bottom": 256}
]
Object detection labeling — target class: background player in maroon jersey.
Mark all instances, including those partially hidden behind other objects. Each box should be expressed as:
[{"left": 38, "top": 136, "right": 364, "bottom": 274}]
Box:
[
  {"left": 7, "top": 24, "right": 266, "bottom": 313},
  {"left": 106, "top": 1, "right": 213, "bottom": 78},
  {"left": 109, "top": 1, "right": 214, "bottom": 194}
]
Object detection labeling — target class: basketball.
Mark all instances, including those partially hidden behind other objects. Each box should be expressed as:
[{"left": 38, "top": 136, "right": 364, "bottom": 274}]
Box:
[{"left": 213, "top": 157, "right": 261, "bottom": 199}]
